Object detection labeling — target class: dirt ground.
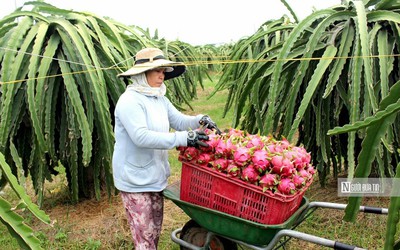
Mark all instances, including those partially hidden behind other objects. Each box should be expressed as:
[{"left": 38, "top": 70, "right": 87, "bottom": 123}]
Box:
[
  {"left": 24, "top": 171, "right": 188, "bottom": 249},
  {"left": 17, "top": 169, "right": 390, "bottom": 250}
]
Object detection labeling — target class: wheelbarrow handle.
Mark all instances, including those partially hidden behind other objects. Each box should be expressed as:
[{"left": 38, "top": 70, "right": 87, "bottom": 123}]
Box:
[
  {"left": 263, "top": 229, "right": 366, "bottom": 250},
  {"left": 306, "top": 201, "right": 388, "bottom": 214}
]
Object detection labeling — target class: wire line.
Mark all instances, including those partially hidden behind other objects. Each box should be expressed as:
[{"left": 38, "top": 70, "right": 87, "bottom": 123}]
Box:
[{"left": 1, "top": 44, "right": 400, "bottom": 85}]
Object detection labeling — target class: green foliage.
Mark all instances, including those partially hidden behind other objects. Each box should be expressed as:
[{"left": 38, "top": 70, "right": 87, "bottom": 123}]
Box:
[
  {"left": 0, "top": 1, "right": 204, "bottom": 204},
  {"left": 0, "top": 152, "right": 50, "bottom": 249},
  {"left": 216, "top": 0, "right": 400, "bottom": 248},
  {"left": 217, "top": 0, "right": 400, "bottom": 186},
  {"left": 0, "top": 1, "right": 207, "bottom": 247}
]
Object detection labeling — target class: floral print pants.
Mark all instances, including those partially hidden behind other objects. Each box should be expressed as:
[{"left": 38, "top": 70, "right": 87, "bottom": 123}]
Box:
[{"left": 120, "top": 191, "right": 164, "bottom": 250}]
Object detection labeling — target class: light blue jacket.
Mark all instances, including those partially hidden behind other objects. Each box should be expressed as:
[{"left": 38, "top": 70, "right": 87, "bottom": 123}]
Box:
[{"left": 112, "top": 88, "right": 202, "bottom": 192}]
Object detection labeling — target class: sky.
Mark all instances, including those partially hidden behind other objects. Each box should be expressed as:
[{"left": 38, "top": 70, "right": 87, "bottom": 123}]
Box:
[{"left": 1, "top": 0, "right": 341, "bottom": 45}]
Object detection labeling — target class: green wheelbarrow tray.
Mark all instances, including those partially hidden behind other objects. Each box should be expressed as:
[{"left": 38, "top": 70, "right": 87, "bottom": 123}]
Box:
[{"left": 163, "top": 181, "right": 309, "bottom": 246}]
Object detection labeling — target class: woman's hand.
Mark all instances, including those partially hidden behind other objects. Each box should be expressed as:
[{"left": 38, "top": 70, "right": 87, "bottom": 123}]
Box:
[
  {"left": 187, "top": 130, "right": 209, "bottom": 148},
  {"left": 199, "top": 115, "right": 221, "bottom": 134}
]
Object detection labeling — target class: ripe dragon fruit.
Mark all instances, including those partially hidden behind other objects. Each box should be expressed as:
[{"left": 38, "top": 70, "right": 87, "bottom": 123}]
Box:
[
  {"left": 245, "top": 134, "right": 264, "bottom": 149},
  {"left": 298, "top": 169, "right": 312, "bottom": 180},
  {"left": 207, "top": 133, "right": 221, "bottom": 148},
  {"left": 252, "top": 149, "right": 270, "bottom": 173},
  {"left": 214, "top": 140, "right": 229, "bottom": 158},
  {"left": 177, "top": 128, "right": 316, "bottom": 196},
  {"left": 307, "top": 166, "right": 316, "bottom": 175},
  {"left": 293, "top": 175, "right": 306, "bottom": 188},
  {"left": 290, "top": 147, "right": 311, "bottom": 169},
  {"left": 259, "top": 173, "right": 279, "bottom": 192},
  {"left": 279, "top": 138, "right": 291, "bottom": 151},
  {"left": 270, "top": 155, "right": 284, "bottom": 173},
  {"left": 280, "top": 157, "right": 295, "bottom": 177},
  {"left": 233, "top": 147, "right": 251, "bottom": 166},
  {"left": 241, "top": 165, "right": 260, "bottom": 183},
  {"left": 225, "top": 139, "right": 238, "bottom": 158},
  {"left": 227, "top": 162, "right": 240, "bottom": 177},
  {"left": 277, "top": 178, "right": 296, "bottom": 195},
  {"left": 213, "top": 158, "right": 229, "bottom": 172},
  {"left": 227, "top": 128, "right": 245, "bottom": 137},
  {"left": 183, "top": 147, "right": 199, "bottom": 161},
  {"left": 197, "top": 153, "right": 212, "bottom": 166}
]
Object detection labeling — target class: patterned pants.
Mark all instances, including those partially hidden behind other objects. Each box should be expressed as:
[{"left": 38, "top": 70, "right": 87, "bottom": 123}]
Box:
[{"left": 120, "top": 191, "right": 164, "bottom": 250}]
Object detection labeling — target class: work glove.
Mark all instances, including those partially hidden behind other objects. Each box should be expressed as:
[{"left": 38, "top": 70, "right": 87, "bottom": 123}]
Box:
[
  {"left": 199, "top": 115, "right": 221, "bottom": 134},
  {"left": 187, "top": 130, "right": 209, "bottom": 148}
]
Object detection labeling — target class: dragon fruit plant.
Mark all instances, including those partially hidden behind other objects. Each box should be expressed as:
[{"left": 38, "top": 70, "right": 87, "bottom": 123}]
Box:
[{"left": 178, "top": 129, "right": 316, "bottom": 196}]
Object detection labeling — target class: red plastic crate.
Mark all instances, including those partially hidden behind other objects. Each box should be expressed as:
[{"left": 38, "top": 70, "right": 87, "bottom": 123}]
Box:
[{"left": 179, "top": 160, "right": 312, "bottom": 225}]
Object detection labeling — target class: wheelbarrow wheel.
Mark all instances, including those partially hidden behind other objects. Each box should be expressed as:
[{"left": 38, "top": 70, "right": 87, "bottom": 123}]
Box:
[{"left": 179, "top": 219, "right": 238, "bottom": 250}]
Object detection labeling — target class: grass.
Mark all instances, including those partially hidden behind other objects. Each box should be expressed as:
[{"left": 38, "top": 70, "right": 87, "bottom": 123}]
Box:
[{"left": 0, "top": 73, "right": 393, "bottom": 249}]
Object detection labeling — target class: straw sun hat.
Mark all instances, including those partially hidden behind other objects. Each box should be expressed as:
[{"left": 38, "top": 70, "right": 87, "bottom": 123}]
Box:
[{"left": 117, "top": 48, "right": 186, "bottom": 80}]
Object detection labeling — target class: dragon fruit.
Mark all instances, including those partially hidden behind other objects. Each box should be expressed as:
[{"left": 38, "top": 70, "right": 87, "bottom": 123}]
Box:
[
  {"left": 177, "top": 128, "right": 315, "bottom": 196},
  {"left": 270, "top": 155, "right": 284, "bottom": 173},
  {"left": 213, "top": 158, "right": 229, "bottom": 172},
  {"left": 233, "top": 147, "right": 251, "bottom": 166},
  {"left": 298, "top": 169, "right": 312, "bottom": 180},
  {"left": 307, "top": 166, "right": 316, "bottom": 175},
  {"left": 207, "top": 133, "right": 221, "bottom": 148},
  {"left": 291, "top": 147, "right": 311, "bottom": 169},
  {"left": 252, "top": 149, "right": 270, "bottom": 173},
  {"left": 277, "top": 178, "right": 296, "bottom": 195},
  {"left": 214, "top": 140, "right": 228, "bottom": 158},
  {"left": 228, "top": 128, "right": 244, "bottom": 137},
  {"left": 225, "top": 139, "right": 238, "bottom": 158},
  {"left": 227, "top": 162, "right": 240, "bottom": 177},
  {"left": 197, "top": 153, "right": 212, "bottom": 166},
  {"left": 293, "top": 175, "right": 306, "bottom": 188},
  {"left": 183, "top": 147, "right": 199, "bottom": 161},
  {"left": 259, "top": 173, "right": 279, "bottom": 192},
  {"left": 241, "top": 165, "right": 260, "bottom": 183},
  {"left": 280, "top": 157, "right": 295, "bottom": 177},
  {"left": 245, "top": 134, "right": 264, "bottom": 149},
  {"left": 279, "top": 138, "right": 291, "bottom": 151}
]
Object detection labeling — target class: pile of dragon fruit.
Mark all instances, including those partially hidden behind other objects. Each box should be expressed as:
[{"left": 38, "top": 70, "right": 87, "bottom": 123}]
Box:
[{"left": 178, "top": 128, "right": 316, "bottom": 195}]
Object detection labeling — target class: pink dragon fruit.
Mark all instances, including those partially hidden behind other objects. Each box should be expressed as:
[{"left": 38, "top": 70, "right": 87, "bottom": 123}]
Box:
[
  {"left": 241, "top": 165, "right": 260, "bottom": 183},
  {"left": 270, "top": 155, "right": 284, "bottom": 173},
  {"left": 307, "top": 166, "right": 316, "bottom": 175},
  {"left": 297, "top": 169, "right": 311, "bottom": 180},
  {"left": 197, "top": 153, "right": 212, "bottom": 166},
  {"left": 207, "top": 133, "right": 221, "bottom": 149},
  {"left": 277, "top": 178, "right": 296, "bottom": 195},
  {"left": 213, "top": 158, "right": 229, "bottom": 172},
  {"left": 183, "top": 147, "right": 199, "bottom": 161},
  {"left": 266, "top": 142, "right": 284, "bottom": 154},
  {"left": 245, "top": 135, "right": 264, "bottom": 149},
  {"left": 252, "top": 149, "right": 270, "bottom": 173},
  {"left": 214, "top": 140, "right": 229, "bottom": 158},
  {"left": 226, "top": 162, "right": 240, "bottom": 177},
  {"left": 233, "top": 146, "right": 251, "bottom": 166},
  {"left": 259, "top": 173, "right": 279, "bottom": 192},
  {"left": 293, "top": 175, "right": 306, "bottom": 188},
  {"left": 279, "top": 138, "right": 291, "bottom": 151},
  {"left": 228, "top": 128, "right": 245, "bottom": 137},
  {"left": 279, "top": 157, "right": 295, "bottom": 177},
  {"left": 225, "top": 139, "right": 238, "bottom": 158},
  {"left": 290, "top": 147, "right": 311, "bottom": 169}
]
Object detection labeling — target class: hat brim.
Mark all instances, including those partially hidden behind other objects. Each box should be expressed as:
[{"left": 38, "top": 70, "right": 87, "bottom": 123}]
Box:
[{"left": 117, "top": 59, "right": 186, "bottom": 80}]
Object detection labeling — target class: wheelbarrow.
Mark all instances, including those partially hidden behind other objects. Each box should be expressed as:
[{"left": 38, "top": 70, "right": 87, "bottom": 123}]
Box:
[{"left": 163, "top": 181, "right": 388, "bottom": 250}]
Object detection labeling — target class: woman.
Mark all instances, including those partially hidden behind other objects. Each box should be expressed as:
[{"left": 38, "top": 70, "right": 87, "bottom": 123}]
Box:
[{"left": 112, "top": 47, "right": 218, "bottom": 249}]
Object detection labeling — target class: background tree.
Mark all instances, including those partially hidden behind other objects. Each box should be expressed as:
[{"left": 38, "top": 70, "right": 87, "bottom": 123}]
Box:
[
  {"left": 0, "top": 1, "right": 205, "bottom": 206},
  {"left": 216, "top": 0, "right": 400, "bottom": 185},
  {"left": 215, "top": 0, "right": 400, "bottom": 247}
]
